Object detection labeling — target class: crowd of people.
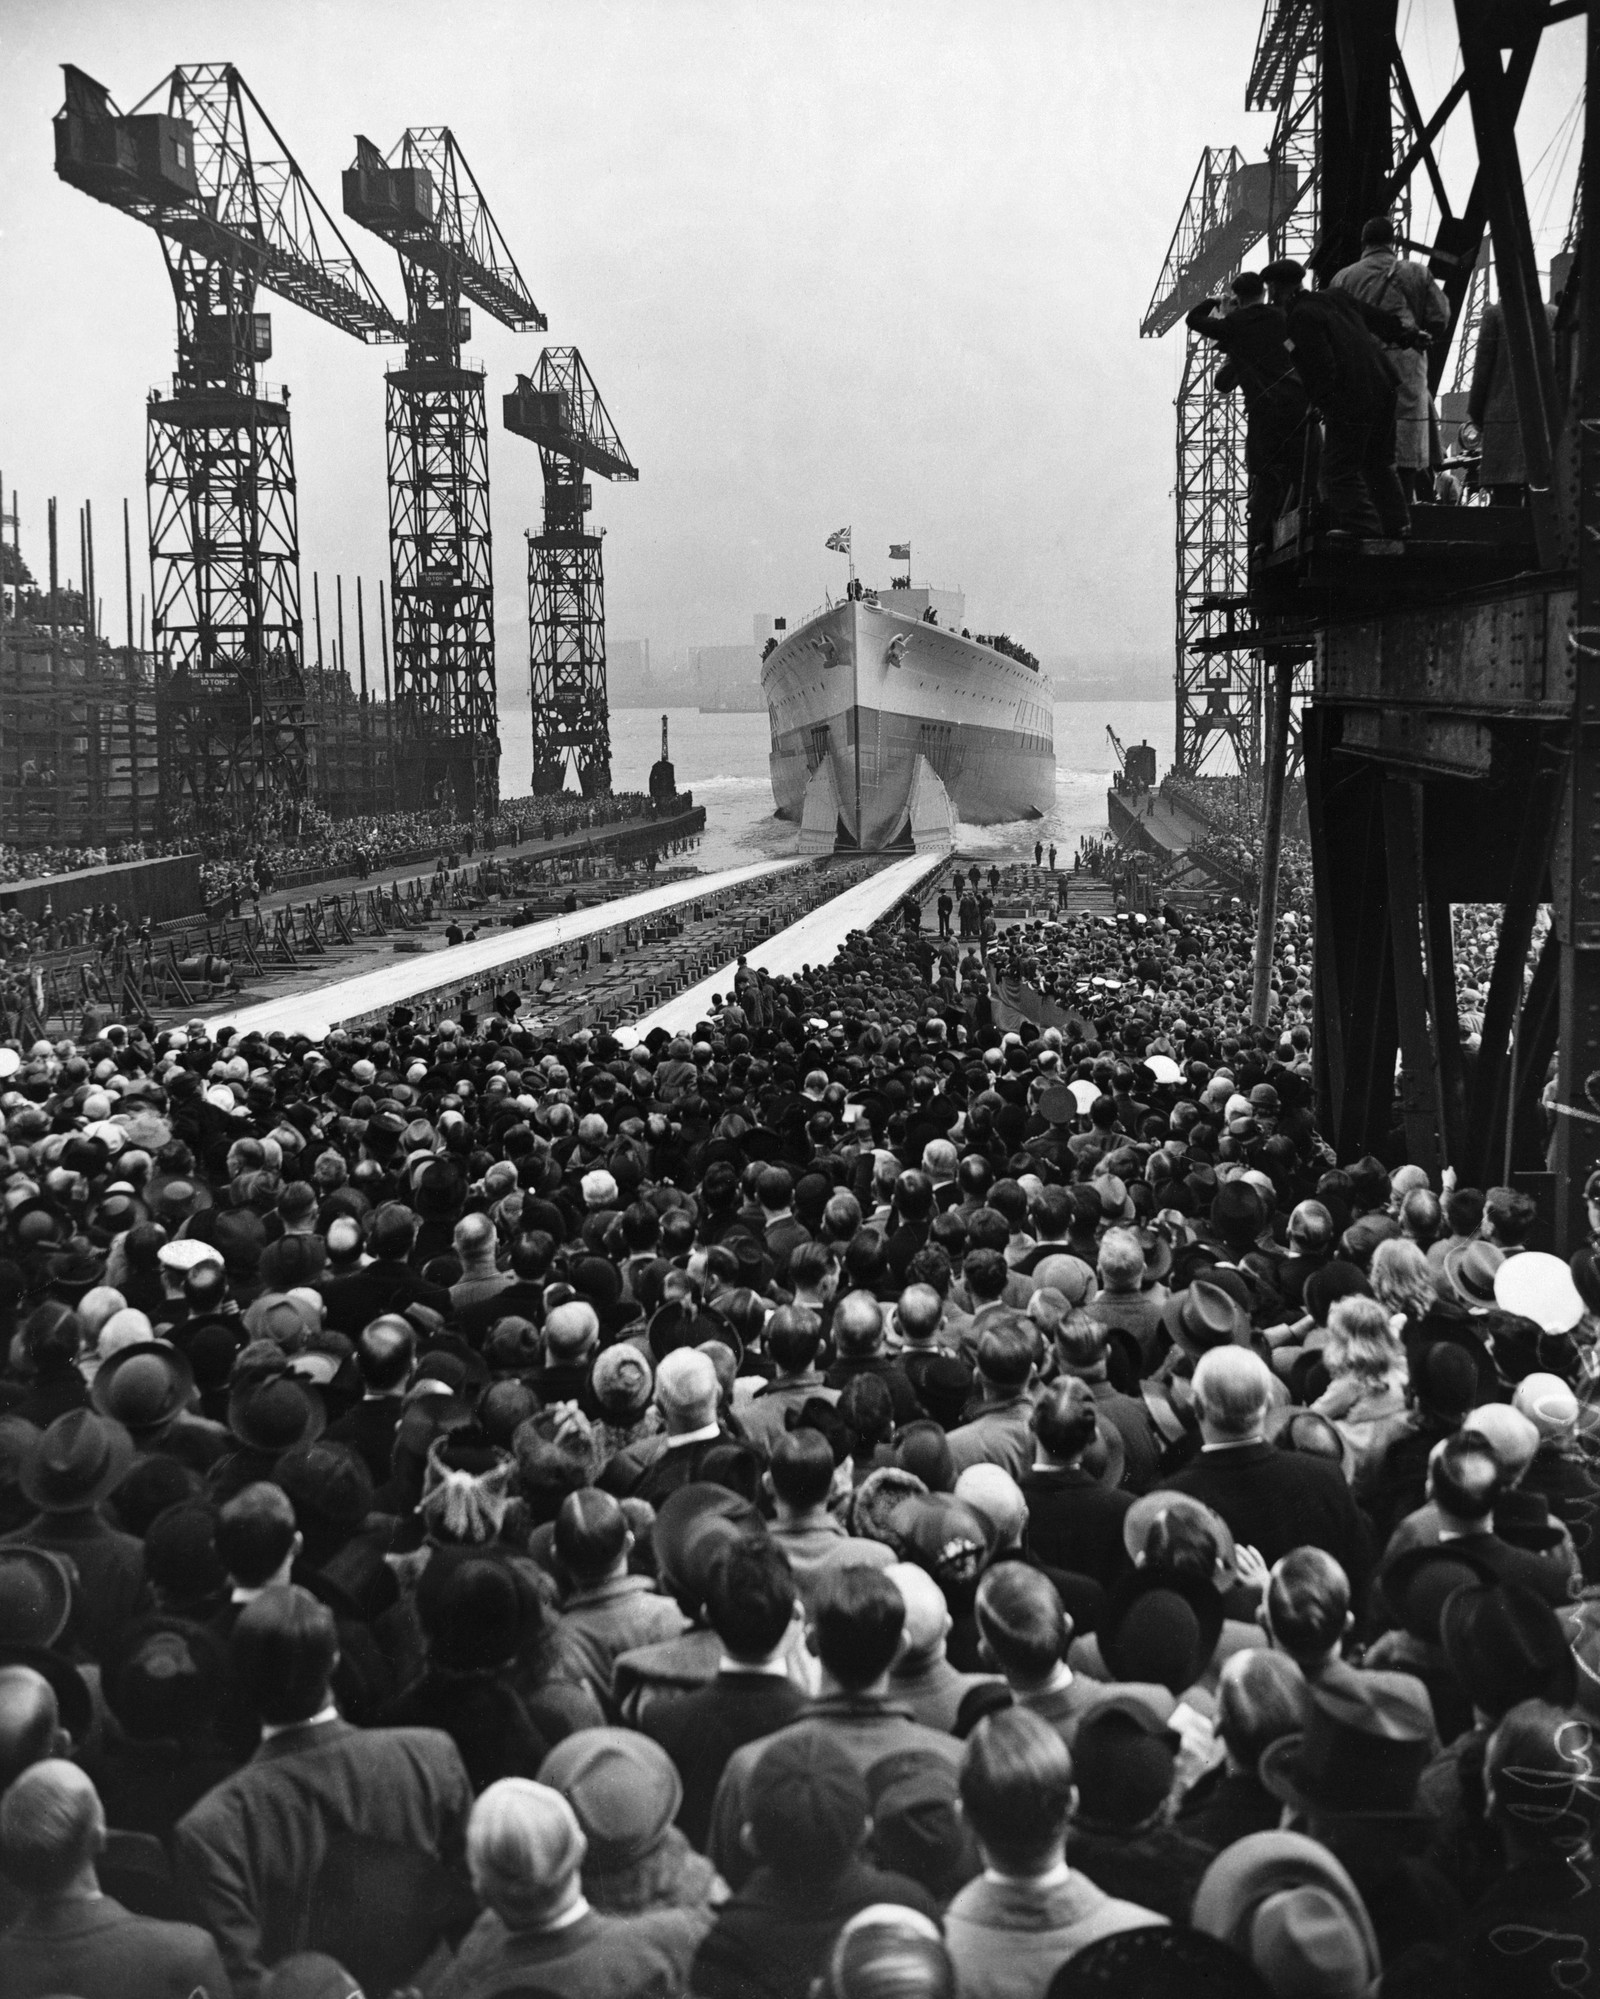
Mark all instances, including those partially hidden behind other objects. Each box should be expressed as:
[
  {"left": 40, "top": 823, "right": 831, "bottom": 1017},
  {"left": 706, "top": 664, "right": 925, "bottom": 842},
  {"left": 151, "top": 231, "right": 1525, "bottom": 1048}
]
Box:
[
  {"left": 0, "top": 870, "right": 1588, "bottom": 1999},
  {"left": 0, "top": 796, "right": 666, "bottom": 917},
  {"left": 198, "top": 795, "right": 662, "bottom": 911},
  {"left": 0, "top": 842, "right": 159, "bottom": 885}
]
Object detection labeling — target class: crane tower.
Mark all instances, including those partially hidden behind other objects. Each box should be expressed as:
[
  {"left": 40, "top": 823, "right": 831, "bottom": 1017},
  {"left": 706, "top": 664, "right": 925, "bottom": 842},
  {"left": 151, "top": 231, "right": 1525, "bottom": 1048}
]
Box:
[
  {"left": 343, "top": 131, "right": 544, "bottom": 815},
  {"left": 503, "top": 350, "right": 637, "bottom": 796},
  {"left": 53, "top": 64, "right": 402, "bottom": 831}
]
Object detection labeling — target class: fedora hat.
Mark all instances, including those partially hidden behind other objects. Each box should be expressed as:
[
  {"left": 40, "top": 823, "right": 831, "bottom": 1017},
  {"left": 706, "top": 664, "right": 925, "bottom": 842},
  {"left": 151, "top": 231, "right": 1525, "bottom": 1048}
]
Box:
[
  {"left": 1093, "top": 1174, "right": 1135, "bottom": 1224},
  {"left": 226, "top": 1375, "right": 327, "bottom": 1455},
  {"left": 1192, "top": 1829, "right": 1380, "bottom": 1997},
  {"left": 652, "top": 1482, "right": 762, "bottom": 1613},
  {"left": 1260, "top": 1673, "right": 1434, "bottom": 1819},
  {"left": 1133, "top": 1225, "right": 1174, "bottom": 1286},
  {"left": 19, "top": 1408, "right": 135, "bottom": 1513},
  {"left": 45, "top": 1248, "right": 107, "bottom": 1303},
  {"left": 1161, "top": 1278, "right": 1251, "bottom": 1358},
  {"left": 1449, "top": 1239, "right": 1504, "bottom": 1306},
  {"left": 91, "top": 1341, "right": 195, "bottom": 1435}
]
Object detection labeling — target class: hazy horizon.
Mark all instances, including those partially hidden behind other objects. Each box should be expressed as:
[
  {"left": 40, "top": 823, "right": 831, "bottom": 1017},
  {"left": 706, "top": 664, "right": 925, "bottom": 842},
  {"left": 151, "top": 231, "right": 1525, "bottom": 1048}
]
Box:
[{"left": 0, "top": 1, "right": 1581, "bottom": 696}]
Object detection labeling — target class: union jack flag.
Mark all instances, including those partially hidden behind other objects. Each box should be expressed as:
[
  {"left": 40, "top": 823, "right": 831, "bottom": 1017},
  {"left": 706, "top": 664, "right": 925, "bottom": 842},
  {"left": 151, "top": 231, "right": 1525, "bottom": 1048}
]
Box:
[{"left": 824, "top": 527, "right": 851, "bottom": 554}]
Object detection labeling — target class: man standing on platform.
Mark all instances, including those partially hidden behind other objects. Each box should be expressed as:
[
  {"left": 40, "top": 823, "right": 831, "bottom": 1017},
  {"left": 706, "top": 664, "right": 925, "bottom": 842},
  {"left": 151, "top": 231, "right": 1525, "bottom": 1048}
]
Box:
[
  {"left": 1263, "top": 258, "right": 1410, "bottom": 542},
  {"left": 1332, "top": 215, "right": 1447, "bottom": 502},
  {"left": 1186, "top": 270, "right": 1309, "bottom": 570}
]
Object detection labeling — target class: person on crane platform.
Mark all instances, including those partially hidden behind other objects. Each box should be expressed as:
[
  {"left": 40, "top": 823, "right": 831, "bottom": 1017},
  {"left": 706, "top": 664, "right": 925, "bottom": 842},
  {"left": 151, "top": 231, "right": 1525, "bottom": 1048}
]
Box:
[
  {"left": 1262, "top": 258, "right": 1413, "bottom": 543},
  {"left": 1185, "top": 271, "right": 1309, "bottom": 571},
  {"left": 1332, "top": 216, "right": 1448, "bottom": 503}
]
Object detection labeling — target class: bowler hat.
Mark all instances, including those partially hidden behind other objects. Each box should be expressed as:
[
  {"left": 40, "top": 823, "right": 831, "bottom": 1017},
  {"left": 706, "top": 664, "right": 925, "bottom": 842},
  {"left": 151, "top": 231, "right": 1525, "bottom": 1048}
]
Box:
[
  {"left": 19, "top": 1408, "right": 135, "bottom": 1512},
  {"left": 91, "top": 1341, "right": 195, "bottom": 1434},
  {"left": 1260, "top": 1673, "right": 1434, "bottom": 1818},
  {"left": 226, "top": 1375, "right": 326, "bottom": 1454},
  {"left": 1098, "top": 1573, "right": 1223, "bottom": 1694}
]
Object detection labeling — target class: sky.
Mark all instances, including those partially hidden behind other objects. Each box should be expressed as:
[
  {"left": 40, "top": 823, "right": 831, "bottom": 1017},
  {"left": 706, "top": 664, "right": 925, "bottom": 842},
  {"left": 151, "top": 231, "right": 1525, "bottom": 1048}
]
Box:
[{"left": 0, "top": 0, "right": 1584, "bottom": 691}]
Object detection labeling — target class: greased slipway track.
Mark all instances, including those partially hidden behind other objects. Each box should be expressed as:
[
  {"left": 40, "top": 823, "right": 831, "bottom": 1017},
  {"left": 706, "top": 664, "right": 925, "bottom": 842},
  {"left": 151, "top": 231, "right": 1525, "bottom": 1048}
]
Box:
[
  {"left": 636, "top": 851, "right": 946, "bottom": 1036},
  {"left": 203, "top": 858, "right": 809, "bottom": 1039}
]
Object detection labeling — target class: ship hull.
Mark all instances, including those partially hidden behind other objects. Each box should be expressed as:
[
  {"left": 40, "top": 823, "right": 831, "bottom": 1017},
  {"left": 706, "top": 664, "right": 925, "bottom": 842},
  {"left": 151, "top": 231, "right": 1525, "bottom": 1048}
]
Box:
[{"left": 762, "top": 600, "right": 1055, "bottom": 849}]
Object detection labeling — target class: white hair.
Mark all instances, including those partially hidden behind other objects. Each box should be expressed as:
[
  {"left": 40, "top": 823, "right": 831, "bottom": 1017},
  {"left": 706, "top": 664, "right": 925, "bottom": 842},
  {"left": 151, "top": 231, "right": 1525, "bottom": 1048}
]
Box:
[{"left": 654, "top": 1347, "right": 719, "bottom": 1428}]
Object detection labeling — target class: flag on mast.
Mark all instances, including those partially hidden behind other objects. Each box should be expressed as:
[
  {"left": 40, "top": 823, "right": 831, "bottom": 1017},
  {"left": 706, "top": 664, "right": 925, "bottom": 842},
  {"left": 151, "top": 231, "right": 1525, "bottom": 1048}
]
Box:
[
  {"left": 824, "top": 527, "right": 851, "bottom": 554},
  {"left": 889, "top": 542, "right": 911, "bottom": 561}
]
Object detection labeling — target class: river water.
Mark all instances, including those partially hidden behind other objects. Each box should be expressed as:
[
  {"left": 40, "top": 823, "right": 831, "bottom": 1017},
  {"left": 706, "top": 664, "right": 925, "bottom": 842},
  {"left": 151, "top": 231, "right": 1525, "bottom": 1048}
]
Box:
[{"left": 498, "top": 697, "right": 1175, "bottom": 875}]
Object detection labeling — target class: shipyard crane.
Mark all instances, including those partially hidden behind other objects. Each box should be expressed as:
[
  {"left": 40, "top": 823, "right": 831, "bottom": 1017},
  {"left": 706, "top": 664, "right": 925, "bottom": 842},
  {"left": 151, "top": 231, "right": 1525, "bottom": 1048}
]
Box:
[
  {"left": 53, "top": 64, "right": 403, "bottom": 830},
  {"left": 343, "top": 131, "right": 545, "bottom": 814},
  {"left": 504, "top": 350, "right": 638, "bottom": 796},
  {"left": 1140, "top": 0, "right": 1324, "bottom": 782},
  {"left": 1142, "top": 147, "right": 1272, "bottom": 778}
]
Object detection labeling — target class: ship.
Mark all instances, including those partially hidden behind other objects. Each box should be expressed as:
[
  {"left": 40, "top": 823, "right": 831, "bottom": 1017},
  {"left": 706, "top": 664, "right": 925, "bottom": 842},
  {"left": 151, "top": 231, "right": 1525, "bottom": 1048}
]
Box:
[{"left": 762, "top": 582, "right": 1055, "bottom": 850}]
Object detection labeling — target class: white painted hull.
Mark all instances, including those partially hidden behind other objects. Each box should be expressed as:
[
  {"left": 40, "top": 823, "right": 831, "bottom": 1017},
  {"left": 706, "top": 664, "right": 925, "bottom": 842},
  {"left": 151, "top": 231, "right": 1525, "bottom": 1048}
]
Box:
[{"left": 762, "top": 598, "right": 1055, "bottom": 849}]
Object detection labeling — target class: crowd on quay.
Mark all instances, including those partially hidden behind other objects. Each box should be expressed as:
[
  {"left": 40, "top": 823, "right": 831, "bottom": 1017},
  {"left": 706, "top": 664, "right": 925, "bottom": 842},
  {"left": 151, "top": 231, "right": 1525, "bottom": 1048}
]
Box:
[
  {"left": 0, "top": 842, "right": 163, "bottom": 884},
  {"left": 198, "top": 795, "right": 662, "bottom": 911},
  {"left": 0, "top": 795, "right": 667, "bottom": 915},
  {"left": 0, "top": 878, "right": 1590, "bottom": 1999}
]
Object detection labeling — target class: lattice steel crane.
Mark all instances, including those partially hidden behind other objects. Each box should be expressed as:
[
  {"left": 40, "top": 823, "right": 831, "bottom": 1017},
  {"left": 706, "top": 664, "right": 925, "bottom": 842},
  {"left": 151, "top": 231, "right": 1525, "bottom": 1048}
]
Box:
[
  {"left": 1142, "top": 147, "right": 1273, "bottom": 777},
  {"left": 343, "top": 131, "right": 545, "bottom": 814},
  {"left": 1140, "top": 0, "right": 1321, "bottom": 779},
  {"left": 53, "top": 63, "right": 402, "bottom": 831},
  {"left": 503, "top": 350, "right": 638, "bottom": 797}
]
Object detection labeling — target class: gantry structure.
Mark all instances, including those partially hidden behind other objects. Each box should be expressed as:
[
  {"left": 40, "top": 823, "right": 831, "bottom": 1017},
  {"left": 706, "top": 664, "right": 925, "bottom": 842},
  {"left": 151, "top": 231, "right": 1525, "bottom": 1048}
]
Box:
[
  {"left": 53, "top": 64, "right": 402, "bottom": 833},
  {"left": 1142, "top": 0, "right": 1323, "bottom": 778},
  {"left": 1251, "top": 0, "right": 1592, "bottom": 1242},
  {"left": 343, "top": 131, "right": 545, "bottom": 815},
  {"left": 504, "top": 349, "right": 638, "bottom": 796}
]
